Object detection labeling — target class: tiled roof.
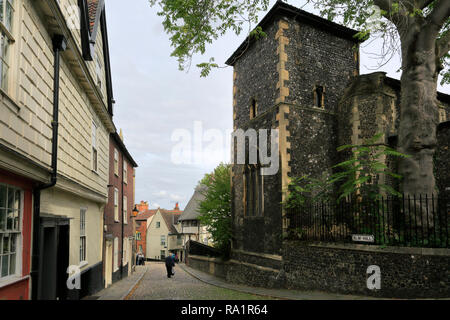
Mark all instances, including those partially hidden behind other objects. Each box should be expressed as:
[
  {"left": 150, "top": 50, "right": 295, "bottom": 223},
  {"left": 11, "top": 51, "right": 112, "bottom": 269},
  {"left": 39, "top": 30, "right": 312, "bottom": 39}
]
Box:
[
  {"left": 135, "top": 210, "right": 157, "bottom": 220},
  {"left": 178, "top": 185, "right": 207, "bottom": 221},
  {"left": 160, "top": 210, "right": 183, "bottom": 234},
  {"left": 87, "top": 0, "right": 99, "bottom": 33}
]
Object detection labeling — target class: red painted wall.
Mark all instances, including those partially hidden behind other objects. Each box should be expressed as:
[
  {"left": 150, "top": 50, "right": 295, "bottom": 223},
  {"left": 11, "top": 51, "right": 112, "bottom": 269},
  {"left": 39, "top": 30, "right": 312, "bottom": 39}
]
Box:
[{"left": 0, "top": 169, "right": 33, "bottom": 300}]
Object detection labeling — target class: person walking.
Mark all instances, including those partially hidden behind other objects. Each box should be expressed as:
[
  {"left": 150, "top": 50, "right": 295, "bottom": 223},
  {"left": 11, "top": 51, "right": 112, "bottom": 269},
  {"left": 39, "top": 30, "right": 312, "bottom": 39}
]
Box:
[{"left": 165, "top": 253, "right": 175, "bottom": 278}]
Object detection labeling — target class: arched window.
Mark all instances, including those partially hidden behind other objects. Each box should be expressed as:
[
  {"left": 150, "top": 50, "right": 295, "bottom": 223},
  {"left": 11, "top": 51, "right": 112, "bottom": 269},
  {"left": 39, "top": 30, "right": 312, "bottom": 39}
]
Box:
[{"left": 314, "top": 86, "right": 324, "bottom": 108}]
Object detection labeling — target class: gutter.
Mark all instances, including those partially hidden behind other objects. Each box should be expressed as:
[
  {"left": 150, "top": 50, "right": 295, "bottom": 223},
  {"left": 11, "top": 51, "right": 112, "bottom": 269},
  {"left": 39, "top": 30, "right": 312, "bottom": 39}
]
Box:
[{"left": 31, "top": 34, "right": 67, "bottom": 300}]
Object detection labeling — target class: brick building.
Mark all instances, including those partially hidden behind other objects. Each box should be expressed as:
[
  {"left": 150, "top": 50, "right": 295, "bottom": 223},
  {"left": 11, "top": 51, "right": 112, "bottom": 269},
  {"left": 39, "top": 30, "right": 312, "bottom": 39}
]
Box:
[{"left": 103, "top": 131, "right": 137, "bottom": 288}]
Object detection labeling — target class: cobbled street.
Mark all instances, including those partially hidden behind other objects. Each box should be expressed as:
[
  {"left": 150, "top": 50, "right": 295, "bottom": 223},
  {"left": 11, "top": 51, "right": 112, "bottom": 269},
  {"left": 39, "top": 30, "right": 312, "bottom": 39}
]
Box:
[{"left": 127, "top": 262, "right": 276, "bottom": 300}]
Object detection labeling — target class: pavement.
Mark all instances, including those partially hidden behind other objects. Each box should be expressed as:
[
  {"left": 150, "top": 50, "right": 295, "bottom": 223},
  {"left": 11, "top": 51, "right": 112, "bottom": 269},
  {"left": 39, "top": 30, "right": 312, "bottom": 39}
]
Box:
[
  {"left": 87, "top": 261, "right": 382, "bottom": 300},
  {"left": 83, "top": 264, "right": 148, "bottom": 300}
]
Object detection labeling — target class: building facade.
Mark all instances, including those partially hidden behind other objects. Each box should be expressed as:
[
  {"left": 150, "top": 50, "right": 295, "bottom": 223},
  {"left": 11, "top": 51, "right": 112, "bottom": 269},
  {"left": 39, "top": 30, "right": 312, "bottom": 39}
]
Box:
[
  {"left": 145, "top": 206, "right": 183, "bottom": 261},
  {"left": 227, "top": 1, "right": 450, "bottom": 285},
  {"left": 134, "top": 201, "right": 155, "bottom": 259},
  {"left": 178, "top": 185, "right": 212, "bottom": 261},
  {"left": 103, "top": 131, "right": 137, "bottom": 288},
  {"left": 0, "top": 0, "right": 115, "bottom": 299}
]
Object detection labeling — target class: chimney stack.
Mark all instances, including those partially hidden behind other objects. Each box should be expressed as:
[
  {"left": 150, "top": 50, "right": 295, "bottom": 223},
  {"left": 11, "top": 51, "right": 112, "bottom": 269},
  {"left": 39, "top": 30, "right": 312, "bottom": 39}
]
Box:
[
  {"left": 174, "top": 202, "right": 180, "bottom": 211},
  {"left": 136, "top": 200, "right": 149, "bottom": 212}
]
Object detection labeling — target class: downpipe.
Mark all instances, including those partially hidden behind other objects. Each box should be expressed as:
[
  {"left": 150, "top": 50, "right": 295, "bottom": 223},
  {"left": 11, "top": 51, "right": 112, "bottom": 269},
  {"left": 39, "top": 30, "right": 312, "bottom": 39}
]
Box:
[{"left": 31, "top": 35, "right": 67, "bottom": 300}]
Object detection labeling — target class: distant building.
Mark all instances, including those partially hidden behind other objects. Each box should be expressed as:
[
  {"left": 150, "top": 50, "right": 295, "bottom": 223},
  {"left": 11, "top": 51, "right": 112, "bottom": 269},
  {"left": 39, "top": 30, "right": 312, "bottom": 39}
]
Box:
[
  {"left": 134, "top": 201, "right": 156, "bottom": 258},
  {"left": 145, "top": 205, "right": 183, "bottom": 261},
  {"left": 103, "top": 131, "right": 137, "bottom": 288},
  {"left": 178, "top": 185, "right": 212, "bottom": 261}
]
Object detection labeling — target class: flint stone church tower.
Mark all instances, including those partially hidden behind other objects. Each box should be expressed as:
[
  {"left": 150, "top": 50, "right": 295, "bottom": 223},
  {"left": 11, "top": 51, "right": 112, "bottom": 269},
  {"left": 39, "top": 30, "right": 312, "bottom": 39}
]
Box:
[{"left": 227, "top": 1, "right": 450, "bottom": 284}]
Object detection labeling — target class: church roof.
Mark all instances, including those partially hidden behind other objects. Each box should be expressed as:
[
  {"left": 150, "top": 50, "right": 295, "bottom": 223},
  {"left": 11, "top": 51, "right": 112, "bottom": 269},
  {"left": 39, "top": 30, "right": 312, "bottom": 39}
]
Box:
[{"left": 226, "top": 1, "right": 361, "bottom": 66}]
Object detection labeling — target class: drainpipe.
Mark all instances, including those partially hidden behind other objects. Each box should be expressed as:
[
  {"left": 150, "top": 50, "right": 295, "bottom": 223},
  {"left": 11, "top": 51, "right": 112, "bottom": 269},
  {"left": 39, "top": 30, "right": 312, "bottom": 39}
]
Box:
[
  {"left": 31, "top": 34, "right": 67, "bottom": 300},
  {"left": 120, "top": 152, "right": 124, "bottom": 279}
]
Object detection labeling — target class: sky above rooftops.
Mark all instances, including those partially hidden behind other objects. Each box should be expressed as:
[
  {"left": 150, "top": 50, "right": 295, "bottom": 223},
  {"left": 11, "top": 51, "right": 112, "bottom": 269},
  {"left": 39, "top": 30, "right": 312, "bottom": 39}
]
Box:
[{"left": 105, "top": 0, "right": 449, "bottom": 210}]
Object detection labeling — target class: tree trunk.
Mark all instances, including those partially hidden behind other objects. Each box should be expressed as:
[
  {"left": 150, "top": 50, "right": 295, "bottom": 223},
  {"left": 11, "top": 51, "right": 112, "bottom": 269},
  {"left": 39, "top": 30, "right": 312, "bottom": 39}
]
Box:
[{"left": 397, "top": 22, "right": 440, "bottom": 227}]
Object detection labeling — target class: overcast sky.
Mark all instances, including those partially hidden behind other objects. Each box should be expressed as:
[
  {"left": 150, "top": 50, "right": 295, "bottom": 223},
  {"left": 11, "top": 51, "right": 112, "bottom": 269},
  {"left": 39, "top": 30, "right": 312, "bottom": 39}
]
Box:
[{"left": 104, "top": 0, "right": 449, "bottom": 210}]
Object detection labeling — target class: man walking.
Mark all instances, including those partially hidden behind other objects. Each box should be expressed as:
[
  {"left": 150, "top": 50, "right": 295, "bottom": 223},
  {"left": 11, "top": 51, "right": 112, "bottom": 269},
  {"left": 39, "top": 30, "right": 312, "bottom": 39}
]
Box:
[{"left": 165, "top": 253, "right": 175, "bottom": 278}]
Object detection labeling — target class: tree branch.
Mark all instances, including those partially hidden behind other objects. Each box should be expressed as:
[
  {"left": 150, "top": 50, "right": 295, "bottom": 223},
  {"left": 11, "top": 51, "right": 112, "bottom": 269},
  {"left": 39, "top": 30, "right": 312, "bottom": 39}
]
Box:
[
  {"left": 426, "top": 0, "right": 450, "bottom": 31},
  {"left": 437, "top": 31, "right": 450, "bottom": 58},
  {"left": 416, "top": 0, "right": 435, "bottom": 10}
]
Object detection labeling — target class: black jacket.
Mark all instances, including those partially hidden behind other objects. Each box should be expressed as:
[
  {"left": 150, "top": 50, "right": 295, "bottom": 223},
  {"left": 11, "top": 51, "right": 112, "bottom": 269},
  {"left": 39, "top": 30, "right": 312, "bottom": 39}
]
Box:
[{"left": 165, "top": 255, "right": 175, "bottom": 267}]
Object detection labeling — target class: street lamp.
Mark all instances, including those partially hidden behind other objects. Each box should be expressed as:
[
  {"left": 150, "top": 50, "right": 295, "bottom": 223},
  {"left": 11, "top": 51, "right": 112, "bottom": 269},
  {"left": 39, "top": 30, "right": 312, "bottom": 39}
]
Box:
[{"left": 132, "top": 205, "right": 139, "bottom": 217}]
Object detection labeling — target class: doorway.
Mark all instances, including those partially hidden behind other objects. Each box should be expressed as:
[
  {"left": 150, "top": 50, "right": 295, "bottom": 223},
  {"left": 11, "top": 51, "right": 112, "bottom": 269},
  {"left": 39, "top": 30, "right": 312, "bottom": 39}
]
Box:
[
  {"left": 104, "top": 241, "right": 113, "bottom": 287},
  {"left": 37, "top": 216, "right": 70, "bottom": 300}
]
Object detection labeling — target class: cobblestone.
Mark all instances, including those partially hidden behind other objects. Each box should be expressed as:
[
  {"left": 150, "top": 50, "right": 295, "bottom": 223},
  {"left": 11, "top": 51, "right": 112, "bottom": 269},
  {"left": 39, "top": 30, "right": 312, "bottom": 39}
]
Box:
[{"left": 127, "top": 262, "right": 276, "bottom": 300}]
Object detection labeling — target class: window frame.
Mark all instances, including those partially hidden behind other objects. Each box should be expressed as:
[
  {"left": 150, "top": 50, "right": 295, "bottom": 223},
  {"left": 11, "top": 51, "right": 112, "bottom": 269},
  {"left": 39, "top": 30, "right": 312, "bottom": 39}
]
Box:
[
  {"left": 0, "top": 0, "right": 15, "bottom": 93},
  {"left": 114, "top": 188, "right": 119, "bottom": 222},
  {"left": 123, "top": 160, "right": 128, "bottom": 184},
  {"left": 123, "top": 195, "right": 128, "bottom": 225},
  {"left": 114, "top": 148, "right": 119, "bottom": 176},
  {"left": 0, "top": 183, "right": 22, "bottom": 281},
  {"left": 156, "top": 221, "right": 160, "bottom": 228},
  {"left": 160, "top": 235, "right": 166, "bottom": 246},
  {"left": 91, "top": 121, "right": 98, "bottom": 172},
  {"left": 79, "top": 208, "right": 87, "bottom": 264}
]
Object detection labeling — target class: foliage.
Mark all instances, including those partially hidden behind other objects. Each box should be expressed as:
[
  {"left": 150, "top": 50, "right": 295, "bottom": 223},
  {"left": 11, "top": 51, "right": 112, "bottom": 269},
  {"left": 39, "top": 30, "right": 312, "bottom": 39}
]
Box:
[
  {"left": 284, "top": 133, "right": 410, "bottom": 208},
  {"left": 197, "top": 163, "right": 232, "bottom": 255},
  {"left": 149, "top": 0, "right": 449, "bottom": 83},
  {"left": 148, "top": 0, "right": 269, "bottom": 76}
]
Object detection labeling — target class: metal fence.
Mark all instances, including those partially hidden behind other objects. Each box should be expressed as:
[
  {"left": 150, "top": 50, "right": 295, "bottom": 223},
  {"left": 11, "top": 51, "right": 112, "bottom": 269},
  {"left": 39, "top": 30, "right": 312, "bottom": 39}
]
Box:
[{"left": 286, "top": 195, "right": 449, "bottom": 248}]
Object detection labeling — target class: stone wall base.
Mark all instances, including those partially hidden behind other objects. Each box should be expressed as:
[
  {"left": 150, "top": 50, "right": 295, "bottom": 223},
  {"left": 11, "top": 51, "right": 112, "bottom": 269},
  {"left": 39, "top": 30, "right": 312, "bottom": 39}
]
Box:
[{"left": 187, "top": 243, "right": 450, "bottom": 298}]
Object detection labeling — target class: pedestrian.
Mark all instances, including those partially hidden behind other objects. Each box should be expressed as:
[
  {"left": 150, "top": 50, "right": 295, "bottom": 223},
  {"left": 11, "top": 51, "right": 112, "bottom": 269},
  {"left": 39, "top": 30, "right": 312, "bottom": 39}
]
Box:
[{"left": 165, "top": 253, "right": 175, "bottom": 278}]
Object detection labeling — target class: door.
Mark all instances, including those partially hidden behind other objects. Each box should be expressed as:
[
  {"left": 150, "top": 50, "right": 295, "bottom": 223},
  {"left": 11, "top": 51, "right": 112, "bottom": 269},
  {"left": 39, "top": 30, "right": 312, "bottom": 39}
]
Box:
[
  {"left": 104, "top": 241, "right": 112, "bottom": 288},
  {"left": 127, "top": 239, "right": 132, "bottom": 276},
  {"left": 37, "top": 218, "right": 70, "bottom": 300}
]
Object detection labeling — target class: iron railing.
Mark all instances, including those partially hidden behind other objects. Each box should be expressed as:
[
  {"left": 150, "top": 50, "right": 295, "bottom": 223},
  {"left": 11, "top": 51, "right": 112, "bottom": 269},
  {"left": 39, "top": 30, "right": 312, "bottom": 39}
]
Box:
[{"left": 286, "top": 195, "right": 449, "bottom": 248}]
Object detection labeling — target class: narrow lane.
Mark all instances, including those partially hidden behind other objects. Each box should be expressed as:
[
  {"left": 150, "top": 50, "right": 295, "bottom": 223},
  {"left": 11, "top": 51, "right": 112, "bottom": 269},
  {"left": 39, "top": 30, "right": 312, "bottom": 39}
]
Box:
[{"left": 127, "top": 262, "right": 275, "bottom": 300}]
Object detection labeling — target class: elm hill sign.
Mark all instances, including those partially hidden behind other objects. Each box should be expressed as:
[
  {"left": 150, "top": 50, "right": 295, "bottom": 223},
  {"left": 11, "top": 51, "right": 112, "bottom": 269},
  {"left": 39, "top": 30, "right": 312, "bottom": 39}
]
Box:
[{"left": 352, "top": 234, "right": 375, "bottom": 243}]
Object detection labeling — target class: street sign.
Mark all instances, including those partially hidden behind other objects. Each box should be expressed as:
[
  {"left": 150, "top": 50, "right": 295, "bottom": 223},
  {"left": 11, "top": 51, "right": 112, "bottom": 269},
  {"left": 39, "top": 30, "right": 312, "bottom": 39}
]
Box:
[{"left": 352, "top": 234, "right": 375, "bottom": 242}]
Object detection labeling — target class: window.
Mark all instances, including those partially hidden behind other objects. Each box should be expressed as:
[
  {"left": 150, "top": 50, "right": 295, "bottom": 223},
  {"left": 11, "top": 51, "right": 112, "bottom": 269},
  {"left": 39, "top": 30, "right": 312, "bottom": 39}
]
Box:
[
  {"left": 95, "top": 53, "right": 102, "bottom": 91},
  {"left": 177, "top": 235, "right": 182, "bottom": 245},
  {"left": 250, "top": 98, "right": 257, "bottom": 119},
  {"left": 123, "top": 196, "right": 128, "bottom": 224},
  {"left": 123, "top": 160, "right": 128, "bottom": 184},
  {"left": 314, "top": 86, "right": 324, "bottom": 108},
  {"left": 160, "top": 250, "right": 165, "bottom": 260},
  {"left": 138, "top": 245, "right": 143, "bottom": 254},
  {"left": 113, "top": 237, "right": 118, "bottom": 271},
  {"left": 0, "top": 0, "right": 14, "bottom": 92},
  {"left": 114, "top": 188, "right": 119, "bottom": 222},
  {"left": 244, "top": 165, "right": 262, "bottom": 217},
  {"left": 91, "top": 121, "right": 98, "bottom": 172},
  {"left": 122, "top": 238, "right": 127, "bottom": 266},
  {"left": 156, "top": 221, "right": 160, "bottom": 228},
  {"left": 79, "top": 208, "right": 86, "bottom": 263},
  {"left": 136, "top": 232, "right": 141, "bottom": 241},
  {"left": 160, "top": 235, "right": 166, "bottom": 246},
  {"left": 191, "top": 220, "right": 198, "bottom": 227},
  {"left": 114, "top": 149, "right": 119, "bottom": 176},
  {"left": 0, "top": 183, "right": 21, "bottom": 279}
]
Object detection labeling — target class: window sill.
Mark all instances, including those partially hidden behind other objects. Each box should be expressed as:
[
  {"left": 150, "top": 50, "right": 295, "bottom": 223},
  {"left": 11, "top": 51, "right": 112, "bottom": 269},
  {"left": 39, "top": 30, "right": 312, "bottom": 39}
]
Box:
[
  {"left": 0, "top": 87, "right": 20, "bottom": 114},
  {"left": 0, "top": 275, "right": 30, "bottom": 290},
  {"left": 79, "top": 261, "right": 89, "bottom": 269},
  {"left": 92, "top": 170, "right": 99, "bottom": 175}
]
